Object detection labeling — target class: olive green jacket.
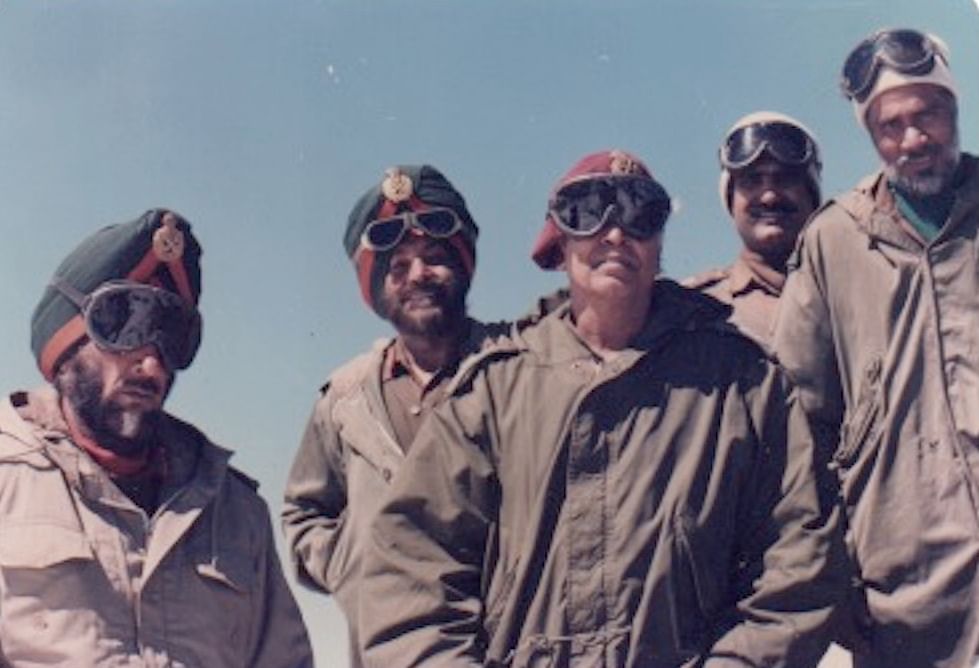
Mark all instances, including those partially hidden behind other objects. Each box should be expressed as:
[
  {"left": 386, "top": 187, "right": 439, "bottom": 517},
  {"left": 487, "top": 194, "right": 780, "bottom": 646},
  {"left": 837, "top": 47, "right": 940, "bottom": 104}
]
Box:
[
  {"left": 774, "top": 154, "right": 979, "bottom": 667},
  {"left": 281, "top": 319, "right": 508, "bottom": 666},
  {"left": 361, "top": 280, "right": 844, "bottom": 668}
]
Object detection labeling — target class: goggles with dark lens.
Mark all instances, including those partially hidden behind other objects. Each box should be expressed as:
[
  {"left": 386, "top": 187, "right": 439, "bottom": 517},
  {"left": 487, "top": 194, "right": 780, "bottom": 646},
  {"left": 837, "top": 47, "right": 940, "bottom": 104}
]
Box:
[
  {"left": 53, "top": 279, "right": 202, "bottom": 371},
  {"left": 720, "top": 121, "right": 817, "bottom": 171},
  {"left": 361, "top": 208, "right": 463, "bottom": 252},
  {"left": 841, "top": 29, "right": 945, "bottom": 103},
  {"left": 549, "top": 176, "right": 670, "bottom": 240}
]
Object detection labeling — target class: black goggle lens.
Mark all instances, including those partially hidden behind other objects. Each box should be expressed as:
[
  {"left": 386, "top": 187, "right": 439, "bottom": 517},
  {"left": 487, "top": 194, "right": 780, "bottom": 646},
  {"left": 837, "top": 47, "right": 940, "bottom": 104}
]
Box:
[
  {"left": 550, "top": 177, "right": 670, "bottom": 240},
  {"left": 841, "top": 29, "right": 937, "bottom": 102},
  {"left": 85, "top": 284, "right": 201, "bottom": 370},
  {"left": 721, "top": 122, "right": 814, "bottom": 170},
  {"left": 363, "top": 209, "right": 462, "bottom": 252}
]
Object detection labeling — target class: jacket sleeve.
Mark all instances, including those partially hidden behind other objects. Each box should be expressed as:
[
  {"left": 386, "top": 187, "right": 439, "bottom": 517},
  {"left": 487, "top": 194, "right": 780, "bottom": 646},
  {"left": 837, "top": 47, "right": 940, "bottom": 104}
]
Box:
[
  {"left": 359, "top": 393, "right": 497, "bottom": 667},
  {"left": 704, "top": 365, "right": 847, "bottom": 668},
  {"left": 772, "top": 225, "right": 844, "bottom": 436},
  {"left": 281, "top": 388, "right": 351, "bottom": 593},
  {"left": 248, "top": 502, "right": 316, "bottom": 668}
]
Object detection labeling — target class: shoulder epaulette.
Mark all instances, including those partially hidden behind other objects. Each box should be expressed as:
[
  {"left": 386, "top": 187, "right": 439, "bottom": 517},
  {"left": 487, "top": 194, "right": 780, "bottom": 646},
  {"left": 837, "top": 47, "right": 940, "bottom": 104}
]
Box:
[
  {"left": 227, "top": 466, "right": 260, "bottom": 491},
  {"left": 319, "top": 338, "right": 391, "bottom": 396},
  {"left": 681, "top": 267, "right": 728, "bottom": 291}
]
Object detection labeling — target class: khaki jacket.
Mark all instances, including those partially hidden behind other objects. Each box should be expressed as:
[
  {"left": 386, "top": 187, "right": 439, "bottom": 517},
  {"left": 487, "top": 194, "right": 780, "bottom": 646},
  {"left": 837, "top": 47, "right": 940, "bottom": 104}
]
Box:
[
  {"left": 361, "top": 280, "right": 844, "bottom": 668},
  {"left": 0, "top": 388, "right": 312, "bottom": 668},
  {"left": 683, "top": 255, "right": 783, "bottom": 351},
  {"left": 773, "top": 154, "right": 979, "bottom": 667},
  {"left": 281, "top": 319, "right": 508, "bottom": 666}
]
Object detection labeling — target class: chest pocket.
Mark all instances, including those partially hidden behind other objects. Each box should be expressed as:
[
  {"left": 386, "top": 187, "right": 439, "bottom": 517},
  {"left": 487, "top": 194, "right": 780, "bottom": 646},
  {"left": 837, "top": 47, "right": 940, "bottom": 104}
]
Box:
[
  {"left": 0, "top": 521, "right": 101, "bottom": 620},
  {"left": 333, "top": 392, "right": 402, "bottom": 479},
  {"left": 0, "top": 522, "right": 93, "bottom": 568}
]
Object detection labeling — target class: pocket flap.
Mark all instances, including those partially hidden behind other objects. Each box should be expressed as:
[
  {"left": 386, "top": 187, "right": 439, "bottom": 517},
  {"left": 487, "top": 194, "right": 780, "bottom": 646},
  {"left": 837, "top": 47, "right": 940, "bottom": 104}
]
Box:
[
  {"left": 0, "top": 523, "right": 94, "bottom": 568},
  {"left": 196, "top": 552, "right": 255, "bottom": 593}
]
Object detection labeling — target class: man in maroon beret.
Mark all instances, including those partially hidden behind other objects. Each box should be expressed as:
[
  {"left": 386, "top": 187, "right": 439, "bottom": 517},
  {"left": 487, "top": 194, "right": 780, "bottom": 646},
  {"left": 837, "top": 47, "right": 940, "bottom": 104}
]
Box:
[
  {"left": 0, "top": 209, "right": 312, "bottom": 667},
  {"left": 360, "top": 150, "right": 845, "bottom": 667},
  {"left": 282, "top": 165, "right": 505, "bottom": 666}
]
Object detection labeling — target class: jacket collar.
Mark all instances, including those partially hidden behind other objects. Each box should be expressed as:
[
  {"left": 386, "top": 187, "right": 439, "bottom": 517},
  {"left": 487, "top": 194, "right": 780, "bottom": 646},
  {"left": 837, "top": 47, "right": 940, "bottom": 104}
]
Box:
[
  {"left": 843, "top": 153, "right": 978, "bottom": 251},
  {"left": 517, "top": 278, "right": 730, "bottom": 362},
  {"left": 3, "top": 387, "right": 231, "bottom": 511}
]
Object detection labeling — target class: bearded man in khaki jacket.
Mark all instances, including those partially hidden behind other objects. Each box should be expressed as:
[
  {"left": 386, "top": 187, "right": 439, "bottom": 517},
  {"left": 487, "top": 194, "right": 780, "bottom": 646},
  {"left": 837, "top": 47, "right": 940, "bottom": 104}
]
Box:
[
  {"left": 774, "top": 28, "right": 979, "bottom": 667},
  {"left": 0, "top": 210, "right": 312, "bottom": 666},
  {"left": 360, "top": 150, "right": 844, "bottom": 667}
]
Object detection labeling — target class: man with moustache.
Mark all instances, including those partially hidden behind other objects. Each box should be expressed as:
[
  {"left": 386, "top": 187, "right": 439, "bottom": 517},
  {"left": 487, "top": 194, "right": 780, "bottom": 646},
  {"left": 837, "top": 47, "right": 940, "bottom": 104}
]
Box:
[
  {"left": 0, "top": 209, "right": 312, "bottom": 666},
  {"left": 773, "top": 29, "right": 979, "bottom": 667},
  {"left": 685, "top": 112, "right": 821, "bottom": 349},
  {"left": 282, "top": 165, "right": 504, "bottom": 666},
  {"left": 360, "top": 150, "right": 843, "bottom": 667}
]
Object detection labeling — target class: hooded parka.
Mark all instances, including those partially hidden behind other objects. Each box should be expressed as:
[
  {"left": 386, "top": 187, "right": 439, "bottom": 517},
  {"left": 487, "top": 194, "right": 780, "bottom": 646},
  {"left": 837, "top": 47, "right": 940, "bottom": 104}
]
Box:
[
  {"left": 360, "top": 280, "right": 844, "bottom": 668},
  {"left": 774, "top": 154, "right": 979, "bottom": 667},
  {"left": 0, "top": 387, "right": 313, "bottom": 667}
]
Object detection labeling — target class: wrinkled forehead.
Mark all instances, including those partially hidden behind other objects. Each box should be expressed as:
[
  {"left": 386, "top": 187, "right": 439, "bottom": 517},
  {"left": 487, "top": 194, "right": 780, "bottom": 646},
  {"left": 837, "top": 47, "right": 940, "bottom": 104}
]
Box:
[{"left": 869, "top": 83, "right": 956, "bottom": 123}]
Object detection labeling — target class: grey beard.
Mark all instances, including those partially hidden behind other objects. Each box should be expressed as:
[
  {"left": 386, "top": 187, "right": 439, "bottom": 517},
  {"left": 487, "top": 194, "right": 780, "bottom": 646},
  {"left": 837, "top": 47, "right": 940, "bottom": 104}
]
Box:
[{"left": 886, "top": 139, "right": 961, "bottom": 197}]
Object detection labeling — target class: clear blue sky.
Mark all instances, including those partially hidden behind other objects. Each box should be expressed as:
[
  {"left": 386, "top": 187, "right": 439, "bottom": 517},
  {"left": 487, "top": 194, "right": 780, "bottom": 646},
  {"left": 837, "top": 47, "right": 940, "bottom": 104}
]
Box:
[{"left": 1, "top": 1, "right": 977, "bottom": 665}]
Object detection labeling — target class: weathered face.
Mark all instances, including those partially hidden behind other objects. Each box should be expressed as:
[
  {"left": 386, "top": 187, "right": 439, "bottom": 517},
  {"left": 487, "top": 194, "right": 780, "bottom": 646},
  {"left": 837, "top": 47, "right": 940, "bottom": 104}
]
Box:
[
  {"left": 730, "top": 156, "right": 817, "bottom": 267},
  {"left": 561, "top": 223, "right": 662, "bottom": 305},
  {"left": 377, "top": 234, "right": 468, "bottom": 337},
  {"left": 55, "top": 340, "right": 173, "bottom": 455},
  {"left": 867, "top": 83, "right": 960, "bottom": 196}
]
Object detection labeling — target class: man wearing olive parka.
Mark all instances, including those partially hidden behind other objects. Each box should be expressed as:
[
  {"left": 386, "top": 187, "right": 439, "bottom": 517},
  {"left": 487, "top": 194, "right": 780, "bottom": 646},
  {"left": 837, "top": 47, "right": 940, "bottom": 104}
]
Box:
[{"left": 360, "top": 150, "right": 845, "bottom": 667}]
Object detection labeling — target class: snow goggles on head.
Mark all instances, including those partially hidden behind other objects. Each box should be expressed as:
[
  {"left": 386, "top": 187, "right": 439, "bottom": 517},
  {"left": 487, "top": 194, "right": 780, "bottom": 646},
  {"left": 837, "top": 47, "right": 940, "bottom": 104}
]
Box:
[
  {"left": 53, "top": 278, "right": 202, "bottom": 371},
  {"left": 720, "top": 121, "right": 817, "bottom": 171},
  {"left": 841, "top": 28, "right": 946, "bottom": 103},
  {"left": 361, "top": 208, "right": 464, "bottom": 252},
  {"left": 549, "top": 175, "right": 671, "bottom": 240}
]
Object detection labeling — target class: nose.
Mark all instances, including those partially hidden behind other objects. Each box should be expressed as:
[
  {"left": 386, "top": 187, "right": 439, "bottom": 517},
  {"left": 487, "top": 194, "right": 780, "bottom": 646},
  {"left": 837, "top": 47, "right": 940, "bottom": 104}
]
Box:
[
  {"left": 759, "top": 185, "right": 779, "bottom": 205},
  {"left": 900, "top": 124, "right": 929, "bottom": 152},
  {"left": 130, "top": 345, "right": 169, "bottom": 377},
  {"left": 600, "top": 221, "right": 626, "bottom": 245},
  {"left": 406, "top": 257, "right": 432, "bottom": 284}
]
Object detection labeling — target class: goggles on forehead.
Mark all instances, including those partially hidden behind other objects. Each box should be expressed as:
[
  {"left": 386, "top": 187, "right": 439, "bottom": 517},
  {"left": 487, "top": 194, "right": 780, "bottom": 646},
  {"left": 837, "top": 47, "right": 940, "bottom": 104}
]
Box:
[
  {"left": 720, "top": 121, "right": 818, "bottom": 171},
  {"left": 53, "top": 279, "right": 202, "bottom": 371},
  {"left": 361, "top": 207, "right": 463, "bottom": 252},
  {"left": 841, "top": 29, "right": 946, "bottom": 103},
  {"left": 549, "top": 175, "right": 670, "bottom": 240}
]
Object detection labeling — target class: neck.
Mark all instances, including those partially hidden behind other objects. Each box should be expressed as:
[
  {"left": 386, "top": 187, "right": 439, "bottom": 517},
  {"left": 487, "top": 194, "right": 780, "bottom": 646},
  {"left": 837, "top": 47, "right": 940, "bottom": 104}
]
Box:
[
  {"left": 571, "top": 286, "right": 652, "bottom": 357},
  {"left": 739, "top": 249, "right": 787, "bottom": 292},
  {"left": 397, "top": 321, "right": 467, "bottom": 386}
]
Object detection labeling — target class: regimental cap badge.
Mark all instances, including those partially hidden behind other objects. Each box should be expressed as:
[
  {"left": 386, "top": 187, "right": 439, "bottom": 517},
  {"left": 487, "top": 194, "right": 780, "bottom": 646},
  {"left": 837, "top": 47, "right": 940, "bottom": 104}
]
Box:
[
  {"left": 608, "top": 150, "right": 640, "bottom": 175},
  {"left": 381, "top": 167, "right": 413, "bottom": 203},
  {"left": 152, "top": 211, "right": 186, "bottom": 262}
]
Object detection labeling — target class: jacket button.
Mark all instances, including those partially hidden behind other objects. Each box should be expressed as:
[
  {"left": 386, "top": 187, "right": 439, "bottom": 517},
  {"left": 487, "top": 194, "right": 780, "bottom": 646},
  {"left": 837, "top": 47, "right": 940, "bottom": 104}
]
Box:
[{"left": 382, "top": 468, "right": 393, "bottom": 482}]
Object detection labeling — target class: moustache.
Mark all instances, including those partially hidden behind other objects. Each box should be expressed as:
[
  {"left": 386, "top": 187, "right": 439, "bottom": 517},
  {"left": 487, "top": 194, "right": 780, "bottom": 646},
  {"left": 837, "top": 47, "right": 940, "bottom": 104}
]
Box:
[
  {"left": 749, "top": 201, "right": 798, "bottom": 217},
  {"left": 118, "top": 378, "right": 165, "bottom": 397},
  {"left": 896, "top": 147, "right": 938, "bottom": 167},
  {"left": 399, "top": 282, "right": 447, "bottom": 303}
]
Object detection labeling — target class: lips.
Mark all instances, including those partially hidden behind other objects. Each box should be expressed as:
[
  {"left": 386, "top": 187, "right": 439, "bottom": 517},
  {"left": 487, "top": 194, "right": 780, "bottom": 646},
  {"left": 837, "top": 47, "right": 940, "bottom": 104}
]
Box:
[
  {"left": 593, "top": 252, "right": 638, "bottom": 270},
  {"left": 400, "top": 288, "right": 444, "bottom": 310},
  {"left": 114, "top": 381, "right": 163, "bottom": 405}
]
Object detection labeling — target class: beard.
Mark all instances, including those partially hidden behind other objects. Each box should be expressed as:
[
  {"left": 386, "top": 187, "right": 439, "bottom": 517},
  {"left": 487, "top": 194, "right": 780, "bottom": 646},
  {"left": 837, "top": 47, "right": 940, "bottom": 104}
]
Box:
[
  {"left": 885, "top": 134, "right": 961, "bottom": 197},
  {"left": 380, "top": 278, "right": 468, "bottom": 338},
  {"left": 56, "top": 354, "right": 164, "bottom": 457}
]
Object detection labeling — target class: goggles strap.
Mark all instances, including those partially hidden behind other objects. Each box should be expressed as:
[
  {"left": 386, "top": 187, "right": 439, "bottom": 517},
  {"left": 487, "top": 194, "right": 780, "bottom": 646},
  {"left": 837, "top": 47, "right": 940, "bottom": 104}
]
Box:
[{"left": 50, "top": 277, "right": 87, "bottom": 308}]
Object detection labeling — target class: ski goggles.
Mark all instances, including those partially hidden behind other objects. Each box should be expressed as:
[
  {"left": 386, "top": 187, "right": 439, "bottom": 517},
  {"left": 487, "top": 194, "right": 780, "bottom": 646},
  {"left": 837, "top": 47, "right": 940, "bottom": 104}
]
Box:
[
  {"left": 361, "top": 207, "right": 464, "bottom": 252},
  {"left": 720, "top": 121, "right": 817, "bottom": 171},
  {"left": 841, "top": 29, "right": 946, "bottom": 103},
  {"left": 549, "top": 175, "right": 670, "bottom": 240},
  {"left": 53, "top": 279, "right": 202, "bottom": 371}
]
